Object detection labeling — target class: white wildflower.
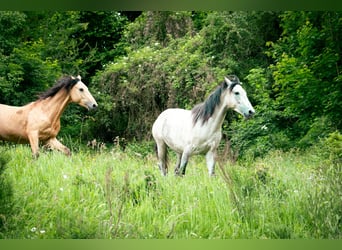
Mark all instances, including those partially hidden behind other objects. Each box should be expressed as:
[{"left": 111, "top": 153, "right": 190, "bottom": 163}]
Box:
[{"left": 261, "top": 125, "right": 268, "bottom": 130}]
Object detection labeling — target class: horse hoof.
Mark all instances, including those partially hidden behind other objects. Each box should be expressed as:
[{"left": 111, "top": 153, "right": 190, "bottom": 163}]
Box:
[{"left": 32, "top": 153, "right": 39, "bottom": 160}]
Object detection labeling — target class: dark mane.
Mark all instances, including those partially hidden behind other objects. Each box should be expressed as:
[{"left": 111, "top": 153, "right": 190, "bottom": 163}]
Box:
[
  {"left": 191, "top": 75, "right": 240, "bottom": 125},
  {"left": 38, "top": 76, "right": 79, "bottom": 100}
]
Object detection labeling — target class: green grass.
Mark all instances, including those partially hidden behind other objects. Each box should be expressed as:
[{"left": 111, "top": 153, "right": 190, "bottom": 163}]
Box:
[{"left": 0, "top": 142, "right": 341, "bottom": 239}]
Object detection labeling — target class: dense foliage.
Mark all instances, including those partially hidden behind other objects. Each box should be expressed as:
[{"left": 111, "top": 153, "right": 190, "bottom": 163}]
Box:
[{"left": 0, "top": 10, "right": 341, "bottom": 159}]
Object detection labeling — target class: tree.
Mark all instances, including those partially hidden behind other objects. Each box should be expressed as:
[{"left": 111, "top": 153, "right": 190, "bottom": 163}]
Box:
[
  {"left": 0, "top": 11, "right": 26, "bottom": 104},
  {"left": 74, "top": 11, "right": 129, "bottom": 79},
  {"left": 124, "top": 11, "right": 195, "bottom": 50},
  {"left": 268, "top": 11, "right": 342, "bottom": 141},
  {"left": 200, "top": 11, "right": 281, "bottom": 77}
]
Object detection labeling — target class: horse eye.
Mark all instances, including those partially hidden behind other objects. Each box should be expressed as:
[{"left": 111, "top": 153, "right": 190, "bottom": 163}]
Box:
[
  {"left": 235, "top": 92, "right": 240, "bottom": 95},
  {"left": 79, "top": 88, "right": 84, "bottom": 92}
]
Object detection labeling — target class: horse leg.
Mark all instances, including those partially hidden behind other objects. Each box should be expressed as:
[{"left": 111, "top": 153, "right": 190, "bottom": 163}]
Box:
[
  {"left": 176, "top": 148, "right": 191, "bottom": 176},
  {"left": 174, "top": 153, "right": 182, "bottom": 175},
  {"left": 155, "top": 140, "right": 168, "bottom": 176},
  {"left": 27, "top": 131, "right": 40, "bottom": 159},
  {"left": 206, "top": 150, "right": 216, "bottom": 176},
  {"left": 45, "top": 137, "right": 71, "bottom": 156}
]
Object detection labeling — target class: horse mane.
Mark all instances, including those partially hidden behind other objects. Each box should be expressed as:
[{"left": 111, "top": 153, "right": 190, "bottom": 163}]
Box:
[
  {"left": 191, "top": 75, "right": 240, "bottom": 125},
  {"left": 38, "top": 76, "right": 79, "bottom": 100}
]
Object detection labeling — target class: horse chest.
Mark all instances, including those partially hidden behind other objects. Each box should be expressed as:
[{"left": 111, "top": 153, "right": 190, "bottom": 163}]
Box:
[
  {"left": 193, "top": 137, "right": 220, "bottom": 154},
  {"left": 191, "top": 130, "right": 222, "bottom": 154},
  {"left": 38, "top": 120, "right": 60, "bottom": 140}
]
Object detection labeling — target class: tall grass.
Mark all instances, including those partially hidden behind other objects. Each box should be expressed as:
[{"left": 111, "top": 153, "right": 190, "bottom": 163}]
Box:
[{"left": 0, "top": 135, "right": 341, "bottom": 239}]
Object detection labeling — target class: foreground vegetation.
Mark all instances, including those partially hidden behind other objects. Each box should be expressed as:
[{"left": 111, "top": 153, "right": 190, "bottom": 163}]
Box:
[{"left": 0, "top": 132, "right": 341, "bottom": 239}]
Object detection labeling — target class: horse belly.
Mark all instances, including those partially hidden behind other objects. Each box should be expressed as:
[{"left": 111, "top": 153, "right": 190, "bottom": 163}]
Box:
[
  {"left": 164, "top": 133, "right": 217, "bottom": 156},
  {"left": 160, "top": 123, "right": 189, "bottom": 153},
  {"left": 0, "top": 133, "right": 29, "bottom": 143},
  {"left": 163, "top": 131, "right": 188, "bottom": 153}
]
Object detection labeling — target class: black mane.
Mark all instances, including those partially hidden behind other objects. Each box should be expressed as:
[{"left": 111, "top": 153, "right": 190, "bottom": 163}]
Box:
[
  {"left": 38, "top": 76, "right": 79, "bottom": 100},
  {"left": 191, "top": 75, "right": 240, "bottom": 125}
]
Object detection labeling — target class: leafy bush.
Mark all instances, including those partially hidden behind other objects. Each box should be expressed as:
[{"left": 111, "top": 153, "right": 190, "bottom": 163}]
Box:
[
  {"left": 87, "top": 36, "right": 219, "bottom": 141},
  {"left": 319, "top": 131, "right": 342, "bottom": 164},
  {"left": 298, "top": 116, "right": 336, "bottom": 148}
]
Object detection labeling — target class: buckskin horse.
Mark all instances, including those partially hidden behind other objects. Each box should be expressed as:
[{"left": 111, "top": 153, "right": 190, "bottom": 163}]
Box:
[{"left": 0, "top": 75, "right": 98, "bottom": 158}]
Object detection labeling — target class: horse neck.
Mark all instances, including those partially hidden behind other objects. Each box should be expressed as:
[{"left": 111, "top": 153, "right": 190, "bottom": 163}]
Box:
[
  {"left": 40, "top": 90, "right": 71, "bottom": 123},
  {"left": 203, "top": 99, "right": 228, "bottom": 134}
]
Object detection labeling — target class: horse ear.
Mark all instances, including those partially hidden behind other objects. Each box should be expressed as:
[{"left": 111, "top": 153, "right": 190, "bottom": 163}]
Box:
[
  {"left": 224, "top": 76, "right": 232, "bottom": 88},
  {"left": 71, "top": 75, "right": 81, "bottom": 81}
]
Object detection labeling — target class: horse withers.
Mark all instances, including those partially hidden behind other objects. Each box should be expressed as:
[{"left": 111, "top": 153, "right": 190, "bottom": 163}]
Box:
[
  {"left": 0, "top": 75, "right": 98, "bottom": 158},
  {"left": 152, "top": 75, "right": 255, "bottom": 177}
]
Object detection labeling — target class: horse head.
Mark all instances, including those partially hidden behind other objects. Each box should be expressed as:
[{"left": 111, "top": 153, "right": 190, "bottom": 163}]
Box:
[
  {"left": 224, "top": 75, "right": 255, "bottom": 119},
  {"left": 70, "top": 75, "right": 98, "bottom": 110}
]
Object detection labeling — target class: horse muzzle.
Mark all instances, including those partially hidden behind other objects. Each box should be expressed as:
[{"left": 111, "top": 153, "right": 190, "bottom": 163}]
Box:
[
  {"left": 244, "top": 109, "right": 255, "bottom": 119},
  {"left": 84, "top": 101, "right": 98, "bottom": 111},
  {"left": 89, "top": 103, "right": 98, "bottom": 110}
]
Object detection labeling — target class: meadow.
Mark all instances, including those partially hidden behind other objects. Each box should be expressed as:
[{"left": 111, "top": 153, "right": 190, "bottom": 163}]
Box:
[{"left": 0, "top": 136, "right": 341, "bottom": 239}]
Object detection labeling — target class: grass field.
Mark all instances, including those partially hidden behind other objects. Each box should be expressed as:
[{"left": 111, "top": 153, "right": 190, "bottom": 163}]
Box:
[{"left": 0, "top": 139, "right": 341, "bottom": 239}]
